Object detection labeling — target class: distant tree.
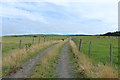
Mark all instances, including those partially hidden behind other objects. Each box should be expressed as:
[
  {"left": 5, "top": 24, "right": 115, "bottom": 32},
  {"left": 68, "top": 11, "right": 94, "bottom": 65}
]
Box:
[
  {"left": 101, "top": 31, "right": 120, "bottom": 36},
  {"left": 33, "top": 35, "right": 37, "bottom": 37}
]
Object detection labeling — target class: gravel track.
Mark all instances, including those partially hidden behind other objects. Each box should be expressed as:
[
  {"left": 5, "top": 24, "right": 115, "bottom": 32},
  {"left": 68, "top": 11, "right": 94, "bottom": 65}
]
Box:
[
  {"left": 56, "top": 42, "right": 74, "bottom": 78},
  {"left": 4, "top": 42, "right": 61, "bottom": 78}
]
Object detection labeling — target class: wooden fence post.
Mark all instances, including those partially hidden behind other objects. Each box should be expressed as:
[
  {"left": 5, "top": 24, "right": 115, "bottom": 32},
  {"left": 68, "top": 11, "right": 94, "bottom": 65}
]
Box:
[
  {"left": 39, "top": 37, "right": 40, "bottom": 43},
  {"left": 110, "top": 44, "right": 113, "bottom": 66},
  {"left": 32, "top": 38, "right": 34, "bottom": 44},
  {"left": 26, "top": 45, "right": 28, "bottom": 50},
  {"left": 44, "top": 37, "right": 45, "bottom": 42},
  {"left": 89, "top": 41, "right": 92, "bottom": 57},
  {"left": 79, "top": 39, "right": 82, "bottom": 52},
  {"left": 0, "top": 42, "right": 1, "bottom": 49},
  {"left": 19, "top": 40, "right": 22, "bottom": 49}
]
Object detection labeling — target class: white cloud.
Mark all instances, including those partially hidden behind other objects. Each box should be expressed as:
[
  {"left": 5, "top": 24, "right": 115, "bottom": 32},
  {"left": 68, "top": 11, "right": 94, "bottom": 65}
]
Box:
[
  {"left": 0, "top": 2, "right": 47, "bottom": 23},
  {"left": 1, "top": 1, "right": 118, "bottom": 35}
]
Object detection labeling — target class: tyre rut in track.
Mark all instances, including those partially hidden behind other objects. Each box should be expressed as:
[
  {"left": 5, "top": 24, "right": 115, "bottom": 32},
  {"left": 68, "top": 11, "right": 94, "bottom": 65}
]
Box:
[{"left": 56, "top": 42, "right": 74, "bottom": 78}]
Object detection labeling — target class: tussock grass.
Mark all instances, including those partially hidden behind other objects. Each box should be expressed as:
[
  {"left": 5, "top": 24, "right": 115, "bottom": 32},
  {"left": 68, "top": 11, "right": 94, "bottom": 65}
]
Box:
[
  {"left": 95, "top": 64, "right": 117, "bottom": 78},
  {"left": 31, "top": 40, "right": 68, "bottom": 78},
  {"left": 2, "top": 40, "right": 61, "bottom": 77},
  {"left": 69, "top": 40, "right": 118, "bottom": 78}
]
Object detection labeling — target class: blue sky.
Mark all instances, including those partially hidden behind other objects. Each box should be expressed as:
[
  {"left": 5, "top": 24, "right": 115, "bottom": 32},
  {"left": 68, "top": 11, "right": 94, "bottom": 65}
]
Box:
[{"left": 0, "top": 0, "right": 118, "bottom": 35}]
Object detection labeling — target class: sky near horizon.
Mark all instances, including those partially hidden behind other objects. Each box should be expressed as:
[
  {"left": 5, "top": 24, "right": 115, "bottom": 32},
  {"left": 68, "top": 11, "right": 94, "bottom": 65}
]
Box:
[{"left": 0, "top": 0, "right": 119, "bottom": 35}]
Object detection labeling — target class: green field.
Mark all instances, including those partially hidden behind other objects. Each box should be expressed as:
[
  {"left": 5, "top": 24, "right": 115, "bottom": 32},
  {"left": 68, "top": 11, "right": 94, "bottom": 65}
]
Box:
[
  {"left": 2, "top": 35, "right": 67, "bottom": 56},
  {"left": 72, "top": 36, "right": 118, "bottom": 68}
]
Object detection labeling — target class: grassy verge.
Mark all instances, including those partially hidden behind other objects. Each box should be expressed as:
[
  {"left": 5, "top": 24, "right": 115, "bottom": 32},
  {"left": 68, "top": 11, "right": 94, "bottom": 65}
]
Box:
[
  {"left": 2, "top": 40, "right": 61, "bottom": 77},
  {"left": 69, "top": 46, "right": 86, "bottom": 78},
  {"left": 30, "top": 40, "right": 68, "bottom": 78},
  {"left": 69, "top": 40, "right": 118, "bottom": 78}
]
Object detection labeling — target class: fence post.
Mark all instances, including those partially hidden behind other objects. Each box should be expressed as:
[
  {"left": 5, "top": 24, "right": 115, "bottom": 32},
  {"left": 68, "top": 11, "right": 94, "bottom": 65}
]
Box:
[
  {"left": 79, "top": 39, "right": 82, "bottom": 52},
  {"left": 88, "top": 41, "right": 92, "bottom": 57},
  {"left": 0, "top": 42, "right": 1, "bottom": 49},
  {"left": 32, "top": 38, "right": 34, "bottom": 44},
  {"left": 26, "top": 45, "right": 28, "bottom": 50},
  {"left": 110, "top": 44, "right": 113, "bottom": 66},
  {"left": 19, "top": 40, "right": 22, "bottom": 49},
  {"left": 39, "top": 37, "right": 40, "bottom": 43},
  {"left": 44, "top": 37, "right": 45, "bottom": 42}
]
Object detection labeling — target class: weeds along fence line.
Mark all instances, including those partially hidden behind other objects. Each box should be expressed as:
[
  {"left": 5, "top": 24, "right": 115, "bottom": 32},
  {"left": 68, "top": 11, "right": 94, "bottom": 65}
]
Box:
[
  {"left": 72, "top": 38, "right": 115, "bottom": 66},
  {"left": 18, "top": 37, "right": 40, "bottom": 49},
  {"left": 3, "top": 36, "right": 67, "bottom": 56},
  {"left": 18, "top": 36, "right": 66, "bottom": 50},
  {"left": 18, "top": 37, "right": 47, "bottom": 49}
]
